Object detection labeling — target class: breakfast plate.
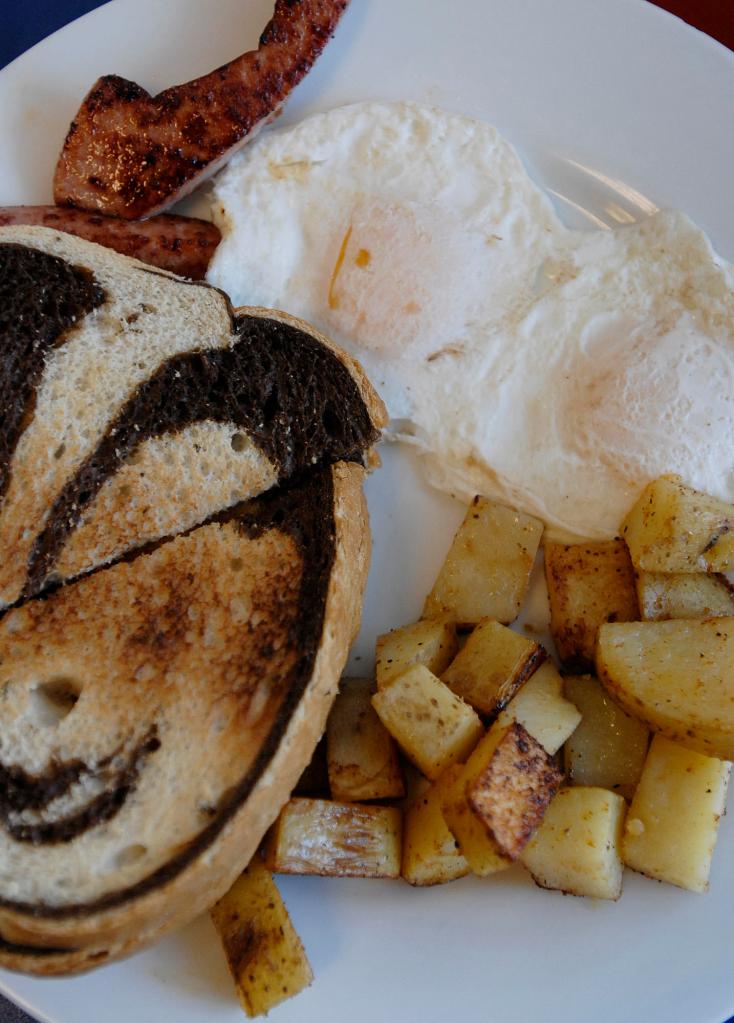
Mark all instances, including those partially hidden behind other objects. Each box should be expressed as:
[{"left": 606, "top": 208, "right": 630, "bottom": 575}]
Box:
[{"left": 1, "top": 1, "right": 734, "bottom": 1021}]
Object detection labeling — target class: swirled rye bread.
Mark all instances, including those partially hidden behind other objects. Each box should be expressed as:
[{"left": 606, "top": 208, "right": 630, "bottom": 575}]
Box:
[{"left": 0, "top": 226, "right": 385, "bottom": 973}]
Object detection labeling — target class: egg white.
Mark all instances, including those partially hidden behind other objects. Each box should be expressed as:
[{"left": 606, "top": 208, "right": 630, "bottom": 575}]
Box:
[{"left": 208, "top": 101, "right": 734, "bottom": 540}]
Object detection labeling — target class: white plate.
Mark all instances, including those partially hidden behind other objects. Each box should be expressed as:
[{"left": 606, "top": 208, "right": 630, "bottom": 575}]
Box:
[{"left": 1, "top": 2, "right": 734, "bottom": 1022}]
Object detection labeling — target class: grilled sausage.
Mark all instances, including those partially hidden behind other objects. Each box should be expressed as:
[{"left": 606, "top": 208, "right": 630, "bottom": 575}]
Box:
[
  {"left": 53, "top": 0, "right": 349, "bottom": 220},
  {"left": 0, "top": 207, "right": 220, "bottom": 279}
]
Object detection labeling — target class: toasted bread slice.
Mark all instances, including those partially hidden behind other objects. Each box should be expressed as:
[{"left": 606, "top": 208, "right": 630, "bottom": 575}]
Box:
[
  {"left": 0, "top": 226, "right": 384, "bottom": 975},
  {"left": 0, "top": 226, "right": 385, "bottom": 607},
  {"left": 0, "top": 463, "right": 368, "bottom": 973}
]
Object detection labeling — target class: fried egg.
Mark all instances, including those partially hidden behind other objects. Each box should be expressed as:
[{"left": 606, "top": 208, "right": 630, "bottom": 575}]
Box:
[{"left": 208, "top": 101, "right": 734, "bottom": 540}]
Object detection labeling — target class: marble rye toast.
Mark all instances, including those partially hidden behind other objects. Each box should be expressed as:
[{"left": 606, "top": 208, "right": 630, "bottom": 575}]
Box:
[{"left": 0, "top": 227, "right": 385, "bottom": 973}]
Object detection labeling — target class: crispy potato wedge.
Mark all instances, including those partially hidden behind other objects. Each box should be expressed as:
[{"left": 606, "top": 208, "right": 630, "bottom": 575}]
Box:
[
  {"left": 402, "top": 765, "right": 469, "bottom": 886},
  {"left": 423, "top": 497, "right": 543, "bottom": 626},
  {"left": 621, "top": 474, "right": 734, "bottom": 573},
  {"left": 495, "top": 661, "right": 581, "bottom": 755},
  {"left": 545, "top": 539, "right": 638, "bottom": 671},
  {"left": 622, "top": 735, "right": 730, "bottom": 893},
  {"left": 520, "top": 787, "right": 626, "bottom": 900},
  {"left": 264, "top": 798, "right": 401, "bottom": 879},
  {"left": 211, "top": 856, "right": 313, "bottom": 1018},
  {"left": 441, "top": 618, "right": 545, "bottom": 717},
  {"left": 467, "top": 722, "right": 562, "bottom": 860},
  {"left": 597, "top": 617, "right": 734, "bottom": 760},
  {"left": 326, "top": 678, "right": 404, "bottom": 801},
  {"left": 372, "top": 664, "right": 483, "bottom": 779},
  {"left": 376, "top": 617, "right": 458, "bottom": 689},
  {"left": 563, "top": 675, "right": 649, "bottom": 800},
  {"left": 636, "top": 570, "right": 734, "bottom": 621}
]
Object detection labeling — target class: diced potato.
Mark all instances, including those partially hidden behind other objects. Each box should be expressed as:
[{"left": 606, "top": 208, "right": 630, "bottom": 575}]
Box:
[
  {"left": 623, "top": 735, "right": 730, "bottom": 893},
  {"left": 441, "top": 618, "right": 545, "bottom": 717},
  {"left": 441, "top": 745, "right": 511, "bottom": 877},
  {"left": 371, "top": 664, "right": 483, "bottom": 779},
  {"left": 375, "top": 617, "right": 458, "bottom": 689},
  {"left": 467, "top": 722, "right": 562, "bottom": 859},
  {"left": 597, "top": 617, "right": 734, "bottom": 760},
  {"left": 401, "top": 760, "right": 432, "bottom": 806},
  {"left": 264, "top": 798, "right": 401, "bottom": 878},
  {"left": 402, "top": 765, "right": 469, "bottom": 886},
  {"left": 636, "top": 570, "right": 734, "bottom": 621},
  {"left": 544, "top": 539, "right": 638, "bottom": 671},
  {"left": 621, "top": 474, "right": 734, "bottom": 573},
  {"left": 423, "top": 497, "right": 543, "bottom": 626},
  {"left": 520, "top": 787, "right": 626, "bottom": 900},
  {"left": 563, "top": 675, "right": 649, "bottom": 800},
  {"left": 293, "top": 735, "right": 329, "bottom": 797},
  {"left": 211, "top": 856, "right": 312, "bottom": 1017},
  {"left": 495, "top": 661, "right": 581, "bottom": 755},
  {"left": 326, "top": 678, "right": 404, "bottom": 801},
  {"left": 704, "top": 532, "right": 734, "bottom": 572}
]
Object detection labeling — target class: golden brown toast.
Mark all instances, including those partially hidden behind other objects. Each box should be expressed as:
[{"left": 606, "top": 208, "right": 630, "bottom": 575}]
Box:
[{"left": 0, "top": 227, "right": 384, "bottom": 974}]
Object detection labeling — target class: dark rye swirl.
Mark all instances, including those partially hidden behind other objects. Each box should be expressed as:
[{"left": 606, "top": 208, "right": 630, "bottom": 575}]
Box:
[{"left": 0, "top": 227, "right": 385, "bottom": 974}]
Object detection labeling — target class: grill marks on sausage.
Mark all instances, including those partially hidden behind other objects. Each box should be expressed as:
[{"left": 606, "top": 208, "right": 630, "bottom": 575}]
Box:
[
  {"left": 0, "top": 243, "right": 105, "bottom": 504},
  {"left": 23, "top": 313, "right": 376, "bottom": 599},
  {"left": 0, "top": 208, "right": 220, "bottom": 280},
  {"left": 53, "top": 0, "right": 350, "bottom": 219}
]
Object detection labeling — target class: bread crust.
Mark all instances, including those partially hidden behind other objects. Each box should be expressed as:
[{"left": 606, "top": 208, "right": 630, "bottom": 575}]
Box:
[{"left": 0, "top": 462, "right": 369, "bottom": 974}]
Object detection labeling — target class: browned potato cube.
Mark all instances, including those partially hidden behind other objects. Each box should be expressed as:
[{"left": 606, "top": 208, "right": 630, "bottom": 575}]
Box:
[
  {"left": 544, "top": 539, "right": 638, "bottom": 671},
  {"left": 563, "top": 675, "right": 649, "bottom": 800},
  {"left": 467, "top": 722, "right": 562, "bottom": 859},
  {"left": 441, "top": 758, "right": 512, "bottom": 877},
  {"left": 326, "top": 678, "right": 404, "bottom": 801},
  {"left": 376, "top": 617, "right": 458, "bottom": 689},
  {"left": 520, "top": 787, "right": 626, "bottom": 900},
  {"left": 495, "top": 661, "right": 581, "bottom": 755},
  {"left": 423, "top": 497, "right": 543, "bottom": 626},
  {"left": 440, "top": 721, "right": 546, "bottom": 875},
  {"left": 621, "top": 474, "right": 734, "bottom": 573},
  {"left": 597, "top": 617, "right": 734, "bottom": 760},
  {"left": 441, "top": 618, "right": 545, "bottom": 717},
  {"left": 402, "top": 765, "right": 469, "bottom": 886},
  {"left": 623, "top": 735, "right": 730, "bottom": 893},
  {"left": 636, "top": 570, "right": 734, "bottom": 621},
  {"left": 372, "top": 664, "right": 483, "bottom": 779},
  {"left": 265, "top": 798, "right": 401, "bottom": 878},
  {"left": 211, "top": 856, "right": 312, "bottom": 1017}
]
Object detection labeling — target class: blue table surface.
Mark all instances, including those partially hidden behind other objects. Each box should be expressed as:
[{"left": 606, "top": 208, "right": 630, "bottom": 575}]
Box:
[{"left": 2, "top": 3, "right": 734, "bottom": 1023}]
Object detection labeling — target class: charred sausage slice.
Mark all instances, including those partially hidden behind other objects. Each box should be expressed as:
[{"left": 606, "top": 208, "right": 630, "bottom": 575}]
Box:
[{"left": 53, "top": 0, "right": 349, "bottom": 220}]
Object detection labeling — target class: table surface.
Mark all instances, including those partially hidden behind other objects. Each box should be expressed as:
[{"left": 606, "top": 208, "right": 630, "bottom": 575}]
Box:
[{"left": 1, "top": 2, "right": 733, "bottom": 1022}]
